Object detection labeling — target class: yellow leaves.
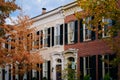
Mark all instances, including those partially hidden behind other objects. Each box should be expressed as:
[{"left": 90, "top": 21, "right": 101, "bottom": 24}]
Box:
[{"left": 76, "top": 0, "right": 119, "bottom": 23}]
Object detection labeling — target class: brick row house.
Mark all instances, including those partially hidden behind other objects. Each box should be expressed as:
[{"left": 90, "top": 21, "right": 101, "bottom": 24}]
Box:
[{"left": 0, "top": 1, "right": 118, "bottom": 80}]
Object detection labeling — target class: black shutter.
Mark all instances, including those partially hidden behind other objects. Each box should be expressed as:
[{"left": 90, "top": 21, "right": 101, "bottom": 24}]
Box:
[
  {"left": 112, "top": 20, "right": 116, "bottom": 25},
  {"left": 47, "top": 61, "right": 51, "bottom": 80},
  {"left": 31, "top": 70, "right": 32, "bottom": 80},
  {"left": 109, "top": 54, "right": 117, "bottom": 79},
  {"left": 98, "top": 55, "right": 102, "bottom": 80},
  {"left": 91, "top": 16, "right": 94, "bottom": 20},
  {"left": 36, "top": 31, "right": 39, "bottom": 49},
  {"left": 60, "top": 24, "right": 63, "bottom": 45},
  {"left": 2, "top": 69, "right": 5, "bottom": 80},
  {"left": 40, "top": 30, "right": 43, "bottom": 48},
  {"left": 40, "top": 64, "right": 43, "bottom": 80},
  {"left": 90, "top": 16, "right": 96, "bottom": 40},
  {"left": 112, "top": 20, "right": 118, "bottom": 37},
  {"left": 27, "top": 70, "right": 32, "bottom": 80},
  {"left": 65, "top": 23, "right": 68, "bottom": 44},
  {"left": 80, "top": 19, "right": 83, "bottom": 42},
  {"left": 52, "top": 27, "right": 54, "bottom": 46},
  {"left": 80, "top": 57, "right": 83, "bottom": 80},
  {"left": 74, "top": 20, "right": 78, "bottom": 43},
  {"left": 98, "top": 24, "right": 102, "bottom": 39},
  {"left": 9, "top": 66, "right": 11, "bottom": 80},
  {"left": 37, "top": 31, "right": 39, "bottom": 35},
  {"left": 90, "top": 55, "right": 96, "bottom": 80},
  {"left": 48, "top": 28, "right": 50, "bottom": 47},
  {"left": 37, "top": 64, "right": 39, "bottom": 80},
  {"left": 5, "top": 43, "right": 8, "bottom": 49},
  {"left": 91, "top": 27, "right": 96, "bottom": 41}
]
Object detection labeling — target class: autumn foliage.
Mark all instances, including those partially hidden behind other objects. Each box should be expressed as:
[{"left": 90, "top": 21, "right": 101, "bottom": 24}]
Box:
[
  {"left": 76, "top": 0, "right": 120, "bottom": 78},
  {"left": 0, "top": 0, "right": 20, "bottom": 25},
  {"left": 0, "top": 15, "right": 43, "bottom": 79}
]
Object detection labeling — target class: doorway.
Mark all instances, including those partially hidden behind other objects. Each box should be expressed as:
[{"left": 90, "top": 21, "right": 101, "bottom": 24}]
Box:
[{"left": 56, "top": 65, "right": 62, "bottom": 80}]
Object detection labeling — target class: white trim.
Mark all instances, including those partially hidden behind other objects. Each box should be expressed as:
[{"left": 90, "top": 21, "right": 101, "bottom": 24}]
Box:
[
  {"left": 102, "top": 55, "right": 105, "bottom": 78},
  {"left": 54, "top": 24, "right": 60, "bottom": 46},
  {"left": 83, "top": 57, "right": 86, "bottom": 76},
  {"left": 83, "top": 17, "right": 92, "bottom": 41},
  {"left": 102, "top": 18, "right": 111, "bottom": 38},
  {"left": 68, "top": 21, "right": 75, "bottom": 44}
]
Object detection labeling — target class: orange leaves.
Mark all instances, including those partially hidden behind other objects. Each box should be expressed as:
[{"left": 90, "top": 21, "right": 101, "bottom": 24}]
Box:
[
  {"left": 0, "top": 15, "right": 43, "bottom": 76},
  {"left": 0, "top": 0, "right": 20, "bottom": 25},
  {"left": 29, "top": 53, "right": 43, "bottom": 64}
]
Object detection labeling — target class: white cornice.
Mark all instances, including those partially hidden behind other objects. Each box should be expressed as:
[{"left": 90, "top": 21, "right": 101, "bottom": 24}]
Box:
[
  {"left": 30, "top": 1, "right": 82, "bottom": 29},
  {"left": 31, "top": 1, "right": 81, "bottom": 23},
  {"left": 63, "top": 1, "right": 77, "bottom": 10},
  {"left": 31, "top": 7, "right": 63, "bottom": 22}
]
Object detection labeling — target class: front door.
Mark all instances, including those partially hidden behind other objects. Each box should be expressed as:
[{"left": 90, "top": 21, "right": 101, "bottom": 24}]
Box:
[{"left": 56, "top": 65, "right": 62, "bottom": 80}]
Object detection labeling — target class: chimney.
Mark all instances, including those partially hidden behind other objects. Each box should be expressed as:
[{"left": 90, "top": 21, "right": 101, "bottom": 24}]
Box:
[{"left": 42, "top": 8, "right": 46, "bottom": 14}]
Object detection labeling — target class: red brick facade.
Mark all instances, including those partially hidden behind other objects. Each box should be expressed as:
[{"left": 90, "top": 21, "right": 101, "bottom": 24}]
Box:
[
  {"left": 65, "top": 40, "right": 112, "bottom": 56},
  {"left": 64, "top": 14, "right": 114, "bottom": 80},
  {"left": 64, "top": 14, "right": 112, "bottom": 55}
]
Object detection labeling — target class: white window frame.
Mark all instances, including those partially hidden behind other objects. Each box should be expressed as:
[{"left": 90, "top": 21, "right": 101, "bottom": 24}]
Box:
[
  {"left": 83, "top": 17, "right": 92, "bottom": 41},
  {"left": 68, "top": 21, "right": 75, "bottom": 44},
  {"left": 54, "top": 24, "right": 60, "bottom": 45},
  {"left": 43, "top": 62, "right": 48, "bottom": 79},
  {"left": 102, "top": 55, "right": 112, "bottom": 78},
  {"left": 102, "top": 18, "right": 112, "bottom": 38},
  {"left": 43, "top": 28, "right": 48, "bottom": 47}
]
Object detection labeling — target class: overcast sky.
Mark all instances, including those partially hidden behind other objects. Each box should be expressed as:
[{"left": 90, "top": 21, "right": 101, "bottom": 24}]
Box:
[{"left": 6, "top": 0, "right": 74, "bottom": 24}]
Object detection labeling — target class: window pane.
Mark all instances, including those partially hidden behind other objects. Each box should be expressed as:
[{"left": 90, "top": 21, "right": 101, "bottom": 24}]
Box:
[
  {"left": 68, "top": 21, "right": 74, "bottom": 44},
  {"left": 84, "top": 17, "right": 92, "bottom": 41},
  {"left": 55, "top": 24, "right": 60, "bottom": 45}
]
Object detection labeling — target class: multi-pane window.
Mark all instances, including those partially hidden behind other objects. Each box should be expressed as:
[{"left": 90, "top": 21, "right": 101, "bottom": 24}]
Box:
[
  {"left": 40, "top": 30, "right": 43, "bottom": 48},
  {"left": 42, "top": 61, "right": 51, "bottom": 79},
  {"left": 83, "top": 17, "right": 92, "bottom": 41},
  {"left": 68, "top": 21, "right": 75, "bottom": 44},
  {"left": 98, "top": 54, "right": 117, "bottom": 80},
  {"left": 43, "top": 62, "right": 48, "bottom": 79},
  {"left": 34, "top": 31, "right": 39, "bottom": 49},
  {"left": 102, "top": 18, "right": 112, "bottom": 37},
  {"left": 27, "top": 33, "right": 32, "bottom": 50},
  {"left": 80, "top": 56, "right": 96, "bottom": 80},
  {"left": 54, "top": 24, "right": 60, "bottom": 45},
  {"left": 65, "top": 20, "right": 78, "bottom": 44},
  {"left": 43, "top": 28, "right": 48, "bottom": 47}
]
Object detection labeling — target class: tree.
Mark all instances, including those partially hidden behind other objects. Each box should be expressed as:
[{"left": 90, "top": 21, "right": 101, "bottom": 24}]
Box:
[
  {"left": 0, "top": 15, "right": 43, "bottom": 80},
  {"left": 0, "top": 0, "right": 20, "bottom": 37},
  {"left": 76, "top": 0, "right": 120, "bottom": 79},
  {"left": 62, "top": 61, "right": 77, "bottom": 80},
  {"left": 0, "top": 0, "right": 20, "bottom": 25},
  {"left": 0, "top": 0, "right": 43, "bottom": 79}
]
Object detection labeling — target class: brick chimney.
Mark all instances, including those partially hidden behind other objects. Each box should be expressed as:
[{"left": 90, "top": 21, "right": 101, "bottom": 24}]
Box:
[{"left": 42, "top": 8, "right": 46, "bottom": 14}]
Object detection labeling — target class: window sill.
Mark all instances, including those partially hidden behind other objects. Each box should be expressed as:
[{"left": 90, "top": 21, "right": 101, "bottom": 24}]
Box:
[
  {"left": 102, "top": 36, "right": 110, "bottom": 38},
  {"left": 40, "top": 47, "right": 48, "bottom": 50},
  {"left": 83, "top": 39, "right": 91, "bottom": 42},
  {"left": 53, "top": 45, "right": 61, "bottom": 48}
]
